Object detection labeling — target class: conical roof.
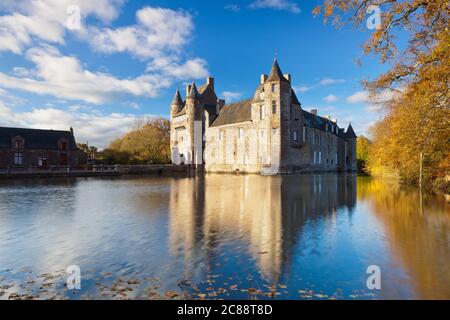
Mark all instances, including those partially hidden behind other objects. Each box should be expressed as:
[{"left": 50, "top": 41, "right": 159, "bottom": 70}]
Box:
[
  {"left": 187, "top": 82, "right": 201, "bottom": 99},
  {"left": 345, "top": 123, "right": 357, "bottom": 139},
  {"left": 266, "top": 59, "right": 289, "bottom": 83},
  {"left": 171, "top": 88, "right": 183, "bottom": 105}
]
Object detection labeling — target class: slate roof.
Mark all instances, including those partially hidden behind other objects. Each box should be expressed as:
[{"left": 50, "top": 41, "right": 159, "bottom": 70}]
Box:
[
  {"left": 345, "top": 123, "right": 357, "bottom": 139},
  {"left": 187, "top": 82, "right": 201, "bottom": 99},
  {"left": 291, "top": 89, "right": 301, "bottom": 105},
  {"left": 210, "top": 99, "right": 252, "bottom": 127},
  {"left": 171, "top": 89, "right": 183, "bottom": 106},
  {"left": 302, "top": 111, "right": 342, "bottom": 136},
  {"left": 266, "top": 59, "right": 290, "bottom": 83},
  {"left": 0, "top": 127, "right": 78, "bottom": 150}
]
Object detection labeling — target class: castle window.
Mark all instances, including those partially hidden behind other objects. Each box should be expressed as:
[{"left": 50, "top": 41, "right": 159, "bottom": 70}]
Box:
[
  {"left": 272, "top": 128, "right": 277, "bottom": 136},
  {"left": 272, "top": 101, "right": 277, "bottom": 114},
  {"left": 220, "top": 131, "right": 224, "bottom": 141},
  {"left": 238, "top": 128, "right": 244, "bottom": 139},
  {"left": 271, "top": 84, "right": 277, "bottom": 93},
  {"left": 260, "top": 105, "right": 266, "bottom": 120},
  {"left": 313, "top": 151, "right": 317, "bottom": 164},
  {"left": 303, "top": 126, "right": 306, "bottom": 142},
  {"left": 312, "top": 131, "right": 315, "bottom": 145},
  {"left": 319, "top": 152, "right": 322, "bottom": 164},
  {"left": 14, "top": 153, "right": 23, "bottom": 165},
  {"left": 293, "top": 130, "right": 298, "bottom": 141},
  {"left": 260, "top": 130, "right": 264, "bottom": 138},
  {"left": 326, "top": 124, "right": 329, "bottom": 132},
  {"left": 38, "top": 157, "right": 48, "bottom": 168}
]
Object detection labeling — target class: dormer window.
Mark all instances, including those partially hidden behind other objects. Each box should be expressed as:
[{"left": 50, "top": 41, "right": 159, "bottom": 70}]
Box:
[
  {"left": 60, "top": 141, "right": 68, "bottom": 150},
  {"left": 12, "top": 136, "right": 25, "bottom": 150},
  {"left": 271, "top": 84, "right": 277, "bottom": 93}
]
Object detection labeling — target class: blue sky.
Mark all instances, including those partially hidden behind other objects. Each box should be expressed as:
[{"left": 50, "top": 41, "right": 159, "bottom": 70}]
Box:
[{"left": 0, "top": 0, "right": 389, "bottom": 147}]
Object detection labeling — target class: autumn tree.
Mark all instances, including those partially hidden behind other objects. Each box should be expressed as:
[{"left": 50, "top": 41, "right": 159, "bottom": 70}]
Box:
[
  {"left": 314, "top": 0, "right": 450, "bottom": 189},
  {"left": 99, "top": 118, "right": 171, "bottom": 165},
  {"left": 356, "top": 135, "right": 371, "bottom": 174}
]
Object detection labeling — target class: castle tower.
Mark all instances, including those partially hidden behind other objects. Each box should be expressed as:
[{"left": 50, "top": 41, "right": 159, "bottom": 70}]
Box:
[
  {"left": 170, "top": 88, "right": 183, "bottom": 116},
  {"left": 258, "top": 59, "right": 293, "bottom": 174},
  {"left": 345, "top": 123, "right": 357, "bottom": 171},
  {"left": 185, "top": 82, "right": 203, "bottom": 167}
]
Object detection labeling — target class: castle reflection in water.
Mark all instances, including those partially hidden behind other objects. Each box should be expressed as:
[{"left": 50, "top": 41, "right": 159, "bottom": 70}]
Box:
[{"left": 168, "top": 174, "right": 357, "bottom": 280}]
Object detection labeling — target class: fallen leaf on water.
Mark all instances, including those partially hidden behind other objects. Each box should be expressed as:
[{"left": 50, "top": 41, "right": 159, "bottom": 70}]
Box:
[{"left": 165, "top": 291, "right": 179, "bottom": 299}]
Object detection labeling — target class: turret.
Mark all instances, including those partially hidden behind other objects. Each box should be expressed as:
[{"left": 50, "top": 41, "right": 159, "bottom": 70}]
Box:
[
  {"left": 345, "top": 122, "right": 357, "bottom": 171},
  {"left": 186, "top": 82, "right": 201, "bottom": 101},
  {"left": 170, "top": 88, "right": 183, "bottom": 116},
  {"left": 345, "top": 123, "right": 357, "bottom": 139}
]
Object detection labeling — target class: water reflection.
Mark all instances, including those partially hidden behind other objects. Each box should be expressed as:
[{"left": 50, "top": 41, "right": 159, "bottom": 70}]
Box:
[
  {"left": 358, "top": 178, "right": 450, "bottom": 299},
  {"left": 0, "top": 174, "right": 448, "bottom": 299},
  {"left": 169, "top": 174, "right": 357, "bottom": 281}
]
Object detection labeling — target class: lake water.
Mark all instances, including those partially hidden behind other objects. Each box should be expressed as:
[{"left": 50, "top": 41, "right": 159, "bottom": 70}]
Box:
[{"left": 0, "top": 174, "right": 449, "bottom": 300}]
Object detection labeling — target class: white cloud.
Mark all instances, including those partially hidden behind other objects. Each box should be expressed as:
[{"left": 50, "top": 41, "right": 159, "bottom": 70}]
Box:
[
  {"left": 319, "top": 78, "right": 345, "bottom": 86},
  {"left": 346, "top": 91, "right": 368, "bottom": 104},
  {"left": 0, "top": 46, "right": 172, "bottom": 104},
  {"left": 249, "top": 0, "right": 300, "bottom": 13},
  {"left": 323, "top": 94, "right": 339, "bottom": 103},
  {"left": 222, "top": 91, "right": 242, "bottom": 102},
  {"left": 0, "top": 100, "right": 157, "bottom": 148},
  {"left": 347, "top": 89, "right": 402, "bottom": 113},
  {"left": 225, "top": 4, "right": 241, "bottom": 12},
  {"left": 146, "top": 57, "right": 208, "bottom": 80},
  {"left": 0, "top": 0, "right": 123, "bottom": 54},
  {"left": 87, "top": 7, "right": 193, "bottom": 59},
  {"left": 292, "top": 85, "right": 312, "bottom": 93}
]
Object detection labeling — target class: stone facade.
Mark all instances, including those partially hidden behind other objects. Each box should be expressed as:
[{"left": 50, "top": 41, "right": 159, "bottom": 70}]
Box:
[
  {"left": 0, "top": 127, "right": 85, "bottom": 168},
  {"left": 170, "top": 60, "right": 357, "bottom": 175}
]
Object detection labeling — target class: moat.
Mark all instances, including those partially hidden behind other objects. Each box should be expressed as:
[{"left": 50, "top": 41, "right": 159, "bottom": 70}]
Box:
[{"left": 0, "top": 174, "right": 449, "bottom": 300}]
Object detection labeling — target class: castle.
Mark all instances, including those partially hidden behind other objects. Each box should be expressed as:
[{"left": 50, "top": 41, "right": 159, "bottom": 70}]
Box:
[{"left": 170, "top": 60, "right": 357, "bottom": 174}]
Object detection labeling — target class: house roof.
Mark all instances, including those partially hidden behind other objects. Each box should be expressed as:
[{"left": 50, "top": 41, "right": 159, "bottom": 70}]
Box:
[
  {"left": 0, "top": 127, "right": 78, "bottom": 150},
  {"left": 210, "top": 99, "right": 252, "bottom": 127}
]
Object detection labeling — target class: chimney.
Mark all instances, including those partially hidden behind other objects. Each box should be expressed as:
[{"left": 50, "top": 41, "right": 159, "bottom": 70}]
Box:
[
  {"left": 186, "top": 84, "right": 192, "bottom": 97},
  {"left": 284, "top": 74, "right": 291, "bottom": 83},
  {"left": 207, "top": 77, "right": 214, "bottom": 87},
  {"left": 217, "top": 99, "right": 225, "bottom": 112},
  {"left": 260, "top": 74, "right": 267, "bottom": 84},
  {"left": 70, "top": 127, "right": 74, "bottom": 135},
  {"left": 310, "top": 109, "right": 318, "bottom": 115}
]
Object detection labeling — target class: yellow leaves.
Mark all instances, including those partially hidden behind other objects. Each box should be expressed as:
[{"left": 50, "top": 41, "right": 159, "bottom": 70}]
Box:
[{"left": 100, "top": 118, "right": 171, "bottom": 165}]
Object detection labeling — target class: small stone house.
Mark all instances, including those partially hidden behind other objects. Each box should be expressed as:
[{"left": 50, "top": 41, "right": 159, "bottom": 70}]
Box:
[{"left": 0, "top": 127, "right": 85, "bottom": 169}]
